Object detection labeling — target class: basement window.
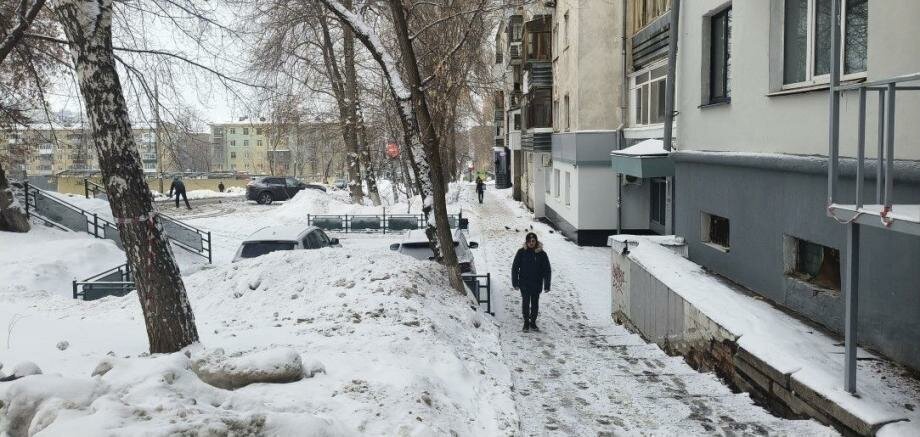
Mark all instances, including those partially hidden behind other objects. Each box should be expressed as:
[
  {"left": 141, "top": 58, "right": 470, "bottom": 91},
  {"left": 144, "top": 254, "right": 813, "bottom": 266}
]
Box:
[
  {"left": 786, "top": 236, "right": 841, "bottom": 292},
  {"left": 701, "top": 212, "right": 730, "bottom": 251}
]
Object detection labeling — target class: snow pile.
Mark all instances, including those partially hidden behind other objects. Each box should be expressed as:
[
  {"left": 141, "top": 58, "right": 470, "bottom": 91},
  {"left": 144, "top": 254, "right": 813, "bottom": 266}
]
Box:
[
  {"left": 0, "top": 226, "right": 125, "bottom": 299},
  {"left": 0, "top": 247, "right": 517, "bottom": 435},
  {"left": 272, "top": 181, "right": 464, "bottom": 221},
  {"left": 190, "top": 348, "right": 305, "bottom": 390},
  {"left": 153, "top": 186, "right": 246, "bottom": 201}
]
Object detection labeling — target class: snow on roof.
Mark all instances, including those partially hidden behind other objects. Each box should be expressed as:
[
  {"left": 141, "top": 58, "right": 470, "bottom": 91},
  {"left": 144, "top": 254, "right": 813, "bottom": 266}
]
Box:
[
  {"left": 610, "top": 139, "right": 668, "bottom": 157},
  {"left": 245, "top": 224, "right": 316, "bottom": 242}
]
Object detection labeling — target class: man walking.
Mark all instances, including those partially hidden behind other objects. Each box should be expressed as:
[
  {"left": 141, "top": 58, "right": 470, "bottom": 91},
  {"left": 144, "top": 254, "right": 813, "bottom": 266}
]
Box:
[
  {"left": 475, "top": 176, "right": 485, "bottom": 204},
  {"left": 168, "top": 176, "right": 191, "bottom": 210},
  {"left": 512, "top": 232, "right": 551, "bottom": 332}
]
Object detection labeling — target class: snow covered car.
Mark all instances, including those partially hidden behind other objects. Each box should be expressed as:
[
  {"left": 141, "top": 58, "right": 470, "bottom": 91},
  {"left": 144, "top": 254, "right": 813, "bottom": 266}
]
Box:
[
  {"left": 233, "top": 225, "right": 340, "bottom": 262},
  {"left": 389, "top": 230, "right": 479, "bottom": 275},
  {"left": 246, "top": 177, "right": 326, "bottom": 204}
]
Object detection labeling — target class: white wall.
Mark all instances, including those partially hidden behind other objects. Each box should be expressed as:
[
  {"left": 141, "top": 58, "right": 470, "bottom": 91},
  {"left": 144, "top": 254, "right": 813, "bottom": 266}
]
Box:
[{"left": 676, "top": 0, "right": 920, "bottom": 160}]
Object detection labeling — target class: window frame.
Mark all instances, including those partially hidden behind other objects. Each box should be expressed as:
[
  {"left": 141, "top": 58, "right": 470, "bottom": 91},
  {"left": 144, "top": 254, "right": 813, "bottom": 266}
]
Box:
[
  {"left": 781, "top": 0, "right": 868, "bottom": 90},
  {"left": 629, "top": 59, "right": 669, "bottom": 127},
  {"left": 564, "top": 171, "right": 571, "bottom": 206},
  {"left": 708, "top": 6, "right": 732, "bottom": 104},
  {"left": 700, "top": 211, "right": 730, "bottom": 252}
]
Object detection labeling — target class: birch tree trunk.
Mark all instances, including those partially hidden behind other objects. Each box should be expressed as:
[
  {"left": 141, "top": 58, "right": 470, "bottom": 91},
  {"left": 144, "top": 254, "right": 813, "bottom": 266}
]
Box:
[
  {"left": 0, "top": 163, "right": 30, "bottom": 233},
  {"left": 341, "top": 0, "right": 365, "bottom": 204},
  {"left": 54, "top": 0, "right": 199, "bottom": 353},
  {"left": 356, "top": 106, "right": 381, "bottom": 206}
]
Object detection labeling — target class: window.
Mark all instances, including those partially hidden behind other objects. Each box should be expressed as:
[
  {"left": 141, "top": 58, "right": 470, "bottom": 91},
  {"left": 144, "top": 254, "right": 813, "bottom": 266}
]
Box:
[
  {"left": 563, "top": 12, "right": 569, "bottom": 48},
  {"left": 554, "top": 169, "right": 561, "bottom": 197},
  {"left": 526, "top": 88, "right": 553, "bottom": 129},
  {"left": 243, "top": 127, "right": 249, "bottom": 135},
  {"left": 513, "top": 113, "right": 521, "bottom": 131},
  {"left": 256, "top": 128, "right": 263, "bottom": 135},
  {"left": 708, "top": 7, "right": 732, "bottom": 103},
  {"left": 785, "top": 236, "right": 841, "bottom": 291},
  {"left": 782, "top": 0, "right": 867, "bottom": 86},
  {"left": 229, "top": 128, "right": 236, "bottom": 134},
  {"left": 230, "top": 152, "right": 236, "bottom": 159},
  {"left": 525, "top": 16, "right": 552, "bottom": 61},
  {"left": 257, "top": 140, "right": 263, "bottom": 147},
  {"left": 243, "top": 140, "right": 249, "bottom": 147},
  {"left": 630, "top": 62, "right": 668, "bottom": 126},
  {"left": 701, "top": 212, "right": 730, "bottom": 251},
  {"left": 564, "top": 172, "right": 571, "bottom": 205},
  {"left": 545, "top": 169, "right": 551, "bottom": 194},
  {"left": 564, "top": 95, "right": 570, "bottom": 131},
  {"left": 650, "top": 178, "right": 667, "bottom": 225}
]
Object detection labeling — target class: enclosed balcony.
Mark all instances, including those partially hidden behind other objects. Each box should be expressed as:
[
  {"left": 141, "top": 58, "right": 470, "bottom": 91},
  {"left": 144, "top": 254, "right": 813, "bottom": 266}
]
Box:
[{"left": 523, "top": 62, "right": 553, "bottom": 93}]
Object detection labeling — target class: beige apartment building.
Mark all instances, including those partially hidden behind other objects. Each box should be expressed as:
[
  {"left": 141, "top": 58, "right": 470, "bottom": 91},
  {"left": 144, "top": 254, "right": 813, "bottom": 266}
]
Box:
[{"left": 210, "top": 119, "right": 346, "bottom": 181}]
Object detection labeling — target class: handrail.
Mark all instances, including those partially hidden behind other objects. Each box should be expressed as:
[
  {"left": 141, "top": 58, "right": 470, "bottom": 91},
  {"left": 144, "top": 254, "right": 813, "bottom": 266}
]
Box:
[
  {"left": 24, "top": 182, "right": 118, "bottom": 237},
  {"left": 72, "top": 263, "right": 133, "bottom": 300},
  {"left": 833, "top": 72, "right": 920, "bottom": 91}
]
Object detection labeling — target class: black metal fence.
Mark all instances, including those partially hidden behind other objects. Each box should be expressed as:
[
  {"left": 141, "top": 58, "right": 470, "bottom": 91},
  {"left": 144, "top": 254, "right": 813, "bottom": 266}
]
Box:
[
  {"left": 307, "top": 212, "right": 465, "bottom": 233},
  {"left": 23, "top": 181, "right": 122, "bottom": 246},
  {"left": 72, "top": 263, "right": 134, "bottom": 300},
  {"left": 462, "top": 273, "right": 493, "bottom": 315}
]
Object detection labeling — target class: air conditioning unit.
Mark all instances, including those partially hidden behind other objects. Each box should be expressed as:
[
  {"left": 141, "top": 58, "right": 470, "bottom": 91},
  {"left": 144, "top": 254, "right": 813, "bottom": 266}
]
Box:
[
  {"left": 541, "top": 155, "right": 552, "bottom": 167},
  {"left": 622, "top": 175, "right": 643, "bottom": 186}
]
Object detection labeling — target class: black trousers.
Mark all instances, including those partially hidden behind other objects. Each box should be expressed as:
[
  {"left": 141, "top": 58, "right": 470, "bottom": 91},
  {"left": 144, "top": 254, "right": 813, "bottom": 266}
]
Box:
[
  {"left": 174, "top": 190, "right": 191, "bottom": 208},
  {"left": 520, "top": 287, "right": 541, "bottom": 322},
  {"left": 477, "top": 191, "right": 484, "bottom": 203}
]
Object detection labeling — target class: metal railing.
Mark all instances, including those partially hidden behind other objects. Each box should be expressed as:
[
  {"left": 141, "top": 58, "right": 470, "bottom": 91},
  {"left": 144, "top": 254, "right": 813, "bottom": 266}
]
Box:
[
  {"left": 72, "top": 263, "right": 134, "bottom": 300},
  {"left": 80, "top": 178, "right": 213, "bottom": 262},
  {"left": 462, "top": 273, "right": 493, "bottom": 315},
  {"left": 307, "top": 212, "right": 465, "bottom": 234},
  {"left": 22, "top": 181, "right": 120, "bottom": 243},
  {"left": 828, "top": 72, "right": 920, "bottom": 226}
]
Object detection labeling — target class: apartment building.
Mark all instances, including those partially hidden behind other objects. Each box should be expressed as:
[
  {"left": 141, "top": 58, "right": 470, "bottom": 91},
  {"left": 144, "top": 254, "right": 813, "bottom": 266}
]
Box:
[
  {"left": 673, "top": 0, "right": 920, "bottom": 371},
  {"left": 542, "top": 0, "right": 626, "bottom": 244},
  {"left": 210, "top": 119, "right": 346, "bottom": 180}
]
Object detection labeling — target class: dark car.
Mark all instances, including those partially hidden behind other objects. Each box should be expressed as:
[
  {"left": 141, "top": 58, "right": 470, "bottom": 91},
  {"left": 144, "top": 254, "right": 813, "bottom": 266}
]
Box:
[
  {"left": 233, "top": 224, "right": 340, "bottom": 261},
  {"left": 246, "top": 177, "right": 327, "bottom": 204}
]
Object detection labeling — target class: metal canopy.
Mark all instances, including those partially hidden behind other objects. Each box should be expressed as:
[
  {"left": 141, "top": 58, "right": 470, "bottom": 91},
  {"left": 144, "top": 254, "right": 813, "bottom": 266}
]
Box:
[{"left": 610, "top": 139, "right": 674, "bottom": 178}]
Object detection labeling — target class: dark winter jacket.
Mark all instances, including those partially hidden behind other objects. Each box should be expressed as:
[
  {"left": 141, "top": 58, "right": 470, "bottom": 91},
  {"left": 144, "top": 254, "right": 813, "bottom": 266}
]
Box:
[
  {"left": 476, "top": 180, "right": 485, "bottom": 193},
  {"left": 168, "top": 179, "right": 186, "bottom": 196},
  {"left": 511, "top": 243, "right": 551, "bottom": 292}
]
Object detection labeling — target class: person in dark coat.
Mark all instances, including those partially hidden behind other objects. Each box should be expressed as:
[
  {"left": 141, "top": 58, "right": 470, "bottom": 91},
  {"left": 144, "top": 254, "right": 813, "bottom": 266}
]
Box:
[
  {"left": 168, "top": 176, "right": 191, "bottom": 209},
  {"left": 475, "top": 176, "right": 485, "bottom": 204},
  {"left": 512, "top": 232, "right": 551, "bottom": 332},
  {"left": 218, "top": 181, "right": 225, "bottom": 193}
]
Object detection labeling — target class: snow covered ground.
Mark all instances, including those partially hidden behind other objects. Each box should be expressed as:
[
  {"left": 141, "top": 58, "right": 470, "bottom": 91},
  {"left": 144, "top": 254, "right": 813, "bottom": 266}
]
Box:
[
  {"left": 465, "top": 187, "right": 836, "bottom": 436},
  {"left": 0, "top": 182, "right": 844, "bottom": 435}
]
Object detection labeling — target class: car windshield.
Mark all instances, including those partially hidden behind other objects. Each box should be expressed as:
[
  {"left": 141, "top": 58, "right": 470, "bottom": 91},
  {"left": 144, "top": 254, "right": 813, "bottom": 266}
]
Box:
[{"left": 240, "top": 241, "right": 296, "bottom": 259}]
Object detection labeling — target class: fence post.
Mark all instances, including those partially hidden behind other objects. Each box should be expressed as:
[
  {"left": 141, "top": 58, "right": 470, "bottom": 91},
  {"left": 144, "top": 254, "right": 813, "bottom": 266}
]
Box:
[
  {"left": 93, "top": 214, "right": 99, "bottom": 238},
  {"left": 207, "top": 231, "right": 213, "bottom": 264},
  {"left": 84, "top": 178, "right": 89, "bottom": 198},
  {"left": 24, "top": 181, "right": 30, "bottom": 218},
  {"left": 72, "top": 280, "right": 78, "bottom": 299},
  {"left": 382, "top": 208, "right": 387, "bottom": 234},
  {"left": 486, "top": 273, "right": 492, "bottom": 315}
]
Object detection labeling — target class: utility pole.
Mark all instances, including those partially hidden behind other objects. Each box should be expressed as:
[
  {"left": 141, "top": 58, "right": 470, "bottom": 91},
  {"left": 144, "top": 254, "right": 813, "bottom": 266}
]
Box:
[{"left": 154, "top": 79, "right": 164, "bottom": 194}]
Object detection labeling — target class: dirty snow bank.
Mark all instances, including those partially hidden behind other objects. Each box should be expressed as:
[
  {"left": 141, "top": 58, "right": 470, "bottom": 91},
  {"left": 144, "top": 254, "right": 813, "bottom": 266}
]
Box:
[
  {"left": 271, "top": 182, "right": 464, "bottom": 221},
  {"left": 0, "top": 226, "right": 125, "bottom": 300},
  {"left": 0, "top": 247, "right": 517, "bottom": 436}
]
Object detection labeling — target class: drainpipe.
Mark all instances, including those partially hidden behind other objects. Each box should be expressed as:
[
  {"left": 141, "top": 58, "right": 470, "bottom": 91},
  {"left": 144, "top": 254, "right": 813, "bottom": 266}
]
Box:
[
  {"left": 615, "top": 124, "right": 624, "bottom": 235},
  {"left": 620, "top": 0, "right": 629, "bottom": 128},
  {"left": 663, "top": 0, "right": 681, "bottom": 235}
]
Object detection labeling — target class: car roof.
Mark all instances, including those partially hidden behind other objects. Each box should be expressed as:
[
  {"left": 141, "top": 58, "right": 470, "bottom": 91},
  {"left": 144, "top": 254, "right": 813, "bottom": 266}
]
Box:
[
  {"left": 402, "top": 229, "right": 460, "bottom": 244},
  {"left": 244, "top": 224, "right": 320, "bottom": 242}
]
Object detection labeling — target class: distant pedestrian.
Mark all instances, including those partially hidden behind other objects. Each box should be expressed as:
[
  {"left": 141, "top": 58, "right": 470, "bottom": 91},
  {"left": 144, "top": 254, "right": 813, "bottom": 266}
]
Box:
[
  {"left": 169, "top": 176, "right": 191, "bottom": 210},
  {"left": 218, "top": 181, "right": 225, "bottom": 193},
  {"left": 475, "top": 176, "right": 485, "bottom": 204},
  {"left": 512, "top": 232, "right": 551, "bottom": 332}
]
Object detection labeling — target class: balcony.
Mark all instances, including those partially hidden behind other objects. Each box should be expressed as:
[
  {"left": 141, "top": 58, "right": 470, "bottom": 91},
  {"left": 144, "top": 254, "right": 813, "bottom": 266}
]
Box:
[
  {"left": 521, "top": 129, "right": 552, "bottom": 152},
  {"left": 523, "top": 62, "right": 552, "bottom": 93},
  {"left": 494, "top": 138, "right": 505, "bottom": 148}
]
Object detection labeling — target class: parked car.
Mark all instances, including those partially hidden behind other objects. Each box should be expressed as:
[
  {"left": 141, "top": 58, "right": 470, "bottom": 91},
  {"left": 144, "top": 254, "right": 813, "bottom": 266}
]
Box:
[
  {"left": 333, "top": 178, "right": 347, "bottom": 190},
  {"left": 389, "top": 229, "right": 479, "bottom": 274},
  {"left": 233, "top": 225, "right": 340, "bottom": 262},
  {"left": 246, "top": 176, "right": 326, "bottom": 204}
]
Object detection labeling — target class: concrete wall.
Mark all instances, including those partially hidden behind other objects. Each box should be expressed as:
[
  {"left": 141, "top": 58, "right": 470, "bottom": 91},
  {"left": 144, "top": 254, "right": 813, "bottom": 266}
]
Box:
[
  {"left": 674, "top": 154, "right": 920, "bottom": 371},
  {"left": 676, "top": 0, "right": 920, "bottom": 160}
]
